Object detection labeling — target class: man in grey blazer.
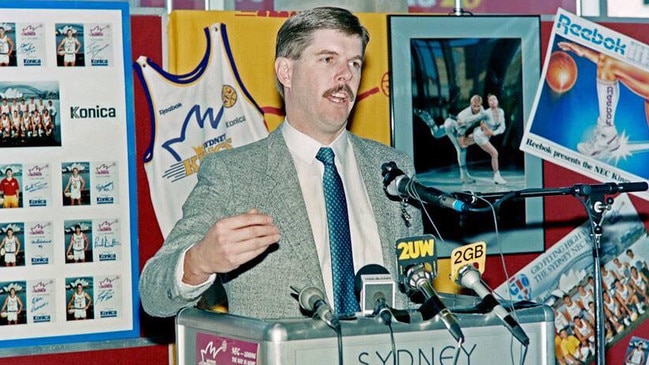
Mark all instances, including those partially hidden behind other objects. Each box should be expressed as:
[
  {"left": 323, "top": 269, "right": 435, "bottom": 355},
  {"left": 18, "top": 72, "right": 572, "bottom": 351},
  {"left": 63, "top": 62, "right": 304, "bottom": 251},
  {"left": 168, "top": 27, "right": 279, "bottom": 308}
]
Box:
[{"left": 139, "top": 7, "right": 423, "bottom": 319}]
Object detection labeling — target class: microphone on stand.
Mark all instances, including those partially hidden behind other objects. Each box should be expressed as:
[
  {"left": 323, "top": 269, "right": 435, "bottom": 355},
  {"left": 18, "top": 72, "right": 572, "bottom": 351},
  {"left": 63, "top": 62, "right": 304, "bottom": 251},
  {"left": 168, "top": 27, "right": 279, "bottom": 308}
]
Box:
[
  {"left": 291, "top": 285, "right": 339, "bottom": 330},
  {"left": 381, "top": 161, "right": 469, "bottom": 213},
  {"left": 353, "top": 264, "right": 417, "bottom": 324},
  {"left": 450, "top": 242, "right": 529, "bottom": 346},
  {"left": 395, "top": 235, "right": 464, "bottom": 343}
]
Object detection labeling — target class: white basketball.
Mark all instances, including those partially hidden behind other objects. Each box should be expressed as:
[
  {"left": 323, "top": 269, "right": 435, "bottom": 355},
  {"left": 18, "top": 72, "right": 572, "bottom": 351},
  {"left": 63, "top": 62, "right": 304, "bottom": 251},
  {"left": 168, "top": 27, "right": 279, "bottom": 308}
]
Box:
[
  {"left": 0, "top": 248, "right": 5, "bottom": 256},
  {"left": 0, "top": 312, "right": 7, "bottom": 318},
  {"left": 64, "top": 192, "right": 71, "bottom": 198},
  {"left": 67, "top": 254, "right": 74, "bottom": 261}
]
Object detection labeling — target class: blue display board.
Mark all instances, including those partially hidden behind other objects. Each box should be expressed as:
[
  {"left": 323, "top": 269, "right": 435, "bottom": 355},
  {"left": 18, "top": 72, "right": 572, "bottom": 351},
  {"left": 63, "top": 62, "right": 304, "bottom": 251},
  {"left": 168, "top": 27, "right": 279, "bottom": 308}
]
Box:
[{"left": 0, "top": 0, "right": 139, "bottom": 348}]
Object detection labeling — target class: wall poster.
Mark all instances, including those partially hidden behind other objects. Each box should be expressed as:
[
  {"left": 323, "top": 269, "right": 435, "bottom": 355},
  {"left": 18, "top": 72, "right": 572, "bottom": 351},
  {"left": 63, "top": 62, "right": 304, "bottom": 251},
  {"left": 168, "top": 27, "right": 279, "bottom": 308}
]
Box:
[
  {"left": 388, "top": 15, "right": 544, "bottom": 258},
  {"left": 521, "top": 8, "right": 649, "bottom": 201},
  {"left": 0, "top": 1, "right": 139, "bottom": 348}
]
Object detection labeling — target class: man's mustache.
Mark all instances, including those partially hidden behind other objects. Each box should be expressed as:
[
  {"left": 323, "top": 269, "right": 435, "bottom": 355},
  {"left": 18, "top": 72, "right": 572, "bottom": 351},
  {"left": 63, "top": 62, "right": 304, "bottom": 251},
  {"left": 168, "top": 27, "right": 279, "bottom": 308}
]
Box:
[{"left": 323, "top": 84, "right": 355, "bottom": 102}]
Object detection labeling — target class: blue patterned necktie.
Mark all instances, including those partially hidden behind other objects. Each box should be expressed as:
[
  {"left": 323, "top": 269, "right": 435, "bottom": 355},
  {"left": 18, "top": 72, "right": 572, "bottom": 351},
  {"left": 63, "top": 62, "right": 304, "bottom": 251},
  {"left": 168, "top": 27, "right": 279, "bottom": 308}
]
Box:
[{"left": 316, "top": 147, "right": 360, "bottom": 315}]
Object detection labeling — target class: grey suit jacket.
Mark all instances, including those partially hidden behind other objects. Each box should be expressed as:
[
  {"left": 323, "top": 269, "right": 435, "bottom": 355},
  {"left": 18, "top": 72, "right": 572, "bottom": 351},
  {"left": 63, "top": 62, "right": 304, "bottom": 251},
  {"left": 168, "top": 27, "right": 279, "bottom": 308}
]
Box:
[{"left": 139, "top": 126, "right": 423, "bottom": 319}]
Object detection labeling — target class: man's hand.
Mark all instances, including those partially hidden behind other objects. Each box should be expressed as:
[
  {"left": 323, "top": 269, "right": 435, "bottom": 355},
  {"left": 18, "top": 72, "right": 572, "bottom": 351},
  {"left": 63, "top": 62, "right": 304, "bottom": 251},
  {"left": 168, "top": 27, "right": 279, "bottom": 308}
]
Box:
[{"left": 182, "top": 209, "right": 281, "bottom": 285}]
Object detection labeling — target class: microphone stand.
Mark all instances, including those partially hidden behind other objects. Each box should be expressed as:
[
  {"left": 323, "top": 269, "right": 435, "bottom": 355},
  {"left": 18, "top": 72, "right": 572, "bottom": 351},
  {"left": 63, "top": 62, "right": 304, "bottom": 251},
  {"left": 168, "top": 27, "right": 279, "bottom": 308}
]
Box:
[
  {"left": 382, "top": 162, "right": 647, "bottom": 364},
  {"left": 455, "top": 183, "right": 647, "bottom": 365}
]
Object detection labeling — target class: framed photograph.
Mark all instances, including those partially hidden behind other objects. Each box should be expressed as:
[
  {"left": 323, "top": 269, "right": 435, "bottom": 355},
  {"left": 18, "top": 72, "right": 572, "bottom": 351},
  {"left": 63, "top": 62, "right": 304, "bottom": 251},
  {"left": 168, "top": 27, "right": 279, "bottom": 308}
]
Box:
[{"left": 388, "top": 15, "right": 544, "bottom": 257}]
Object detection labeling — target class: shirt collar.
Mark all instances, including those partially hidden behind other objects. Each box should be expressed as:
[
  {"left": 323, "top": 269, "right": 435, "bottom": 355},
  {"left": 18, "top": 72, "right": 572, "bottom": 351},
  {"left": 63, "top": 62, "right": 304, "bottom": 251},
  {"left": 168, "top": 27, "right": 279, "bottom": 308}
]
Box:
[{"left": 281, "top": 120, "right": 350, "bottom": 164}]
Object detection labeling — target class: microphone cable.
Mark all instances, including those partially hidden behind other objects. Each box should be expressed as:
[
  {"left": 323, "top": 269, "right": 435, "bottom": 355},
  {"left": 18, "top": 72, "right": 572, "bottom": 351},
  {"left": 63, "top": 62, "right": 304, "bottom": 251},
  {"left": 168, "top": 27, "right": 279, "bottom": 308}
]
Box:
[
  {"left": 383, "top": 311, "right": 398, "bottom": 365},
  {"left": 398, "top": 174, "right": 449, "bottom": 243},
  {"left": 334, "top": 320, "right": 344, "bottom": 365},
  {"left": 471, "top": 194, "right": 529, "bottom": 365}
]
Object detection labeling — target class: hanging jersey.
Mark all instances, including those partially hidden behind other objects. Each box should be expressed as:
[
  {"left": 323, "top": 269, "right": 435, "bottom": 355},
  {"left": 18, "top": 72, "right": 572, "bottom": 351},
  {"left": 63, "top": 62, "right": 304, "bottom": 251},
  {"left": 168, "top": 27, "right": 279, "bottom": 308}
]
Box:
[{"left": 135, "top": 23, "right": 268, "bottom": 237}]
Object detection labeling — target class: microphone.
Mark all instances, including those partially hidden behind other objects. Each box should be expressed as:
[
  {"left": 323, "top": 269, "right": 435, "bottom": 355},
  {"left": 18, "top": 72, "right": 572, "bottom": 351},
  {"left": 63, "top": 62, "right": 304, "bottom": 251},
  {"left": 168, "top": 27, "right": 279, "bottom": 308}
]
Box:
[
  {"left": 450, "top": 242, "right": 529, "bottom": 346},
  {"left": 291, "top": 285, "right": 339, "bottom": 329},
  {"left": 395, "top": 235, "right": 464, "bottom": 343},
  {"left": 353, "top": 264, "right": 419, "bottom": 324},
  {"left": 354, "top": 264, "right": 395, "bottom": 318},
  {"left": 381, "top": 162, "right": 468, "bottom": 213}
]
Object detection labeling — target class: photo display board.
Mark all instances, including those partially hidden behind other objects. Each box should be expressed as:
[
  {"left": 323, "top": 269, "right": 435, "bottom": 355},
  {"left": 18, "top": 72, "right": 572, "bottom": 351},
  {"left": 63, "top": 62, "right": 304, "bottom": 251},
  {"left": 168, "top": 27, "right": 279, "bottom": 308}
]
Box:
[{"left": 0, "top": 1, "right": 139, "bottom": 348}]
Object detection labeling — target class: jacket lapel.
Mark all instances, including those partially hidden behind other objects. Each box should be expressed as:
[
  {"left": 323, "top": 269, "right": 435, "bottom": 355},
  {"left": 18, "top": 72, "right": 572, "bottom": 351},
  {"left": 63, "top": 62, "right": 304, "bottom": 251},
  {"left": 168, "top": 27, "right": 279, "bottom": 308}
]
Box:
[{"left": 262, "top": 129, "right": 325, "bottom": 288}]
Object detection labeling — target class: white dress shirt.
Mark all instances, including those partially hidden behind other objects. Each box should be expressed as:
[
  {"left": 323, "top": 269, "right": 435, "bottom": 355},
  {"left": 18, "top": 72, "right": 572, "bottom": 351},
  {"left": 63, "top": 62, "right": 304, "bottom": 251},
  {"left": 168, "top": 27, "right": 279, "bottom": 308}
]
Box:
[{"left": 281, "top": 121, "right": 383, "bottom": 309}]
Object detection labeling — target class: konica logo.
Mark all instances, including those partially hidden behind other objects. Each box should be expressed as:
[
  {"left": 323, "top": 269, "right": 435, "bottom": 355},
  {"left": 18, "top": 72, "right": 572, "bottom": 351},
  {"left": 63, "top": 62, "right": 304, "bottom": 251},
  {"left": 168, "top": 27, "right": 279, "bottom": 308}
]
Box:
[{"left": 556, "top": 14, "right": 626, "bottom": 56}]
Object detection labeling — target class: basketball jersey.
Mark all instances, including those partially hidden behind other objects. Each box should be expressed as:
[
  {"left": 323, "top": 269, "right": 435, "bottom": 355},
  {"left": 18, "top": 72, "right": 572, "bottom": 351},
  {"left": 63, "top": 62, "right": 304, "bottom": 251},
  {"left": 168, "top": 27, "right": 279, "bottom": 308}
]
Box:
[
  {"left": 629, "top": 349, "right": 643, "bottom": 364},
  {"left": 632, "top": 274, "right": 646, "bottom": 292},
  {"left": 0, "top": 35, "right": 8, "bottom": 55},
  {"left": 6, "top": 296, "right": 18, "bottom": 312},
  {"left": 73, "top": 292, "right": 86, "bottom": 309},
  {"left": 70, "top": 175, "right": 82, "bottom": 193},
  {"left": 63, "top": 38, "right": 76, "bottom": 54},
  {"left": 574, "top": 321, "right": 589, "bottom": 338},
  {"left": 72, "top": 233, "right": 84, "bottom": 251},
  {"left": 4, "top": 236, "right": 16, "bottom": 253},
  {"left": 135, "top": 23, "right": 268, "bottom": 237}
]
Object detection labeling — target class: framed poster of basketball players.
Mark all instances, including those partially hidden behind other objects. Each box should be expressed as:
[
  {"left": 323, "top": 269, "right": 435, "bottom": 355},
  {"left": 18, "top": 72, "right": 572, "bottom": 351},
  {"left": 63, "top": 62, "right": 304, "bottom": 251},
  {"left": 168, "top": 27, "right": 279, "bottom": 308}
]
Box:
[
  {"left": 0, "top": 1, "right": 139, "bottom": 349},
  {"left": 388, "top": 15, "right": 544, "bottom": 257}
]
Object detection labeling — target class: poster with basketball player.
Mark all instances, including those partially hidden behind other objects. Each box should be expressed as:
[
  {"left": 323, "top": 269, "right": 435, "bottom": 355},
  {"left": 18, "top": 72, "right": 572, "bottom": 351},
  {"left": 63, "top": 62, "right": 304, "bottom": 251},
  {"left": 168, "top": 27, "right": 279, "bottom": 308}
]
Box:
[
  {"left": 63, "top": 219, "right": 92, "bottom": 264},
  {"left": 0, "top": 1, "right": 138, "bottom": 349},
  {"left": 0, "top": 281, "right": 27, "bottom": 325},
  {"left": 55, "top": 23, "right": 84, "bottom": 67},
  {"left": 522, "top": 8, "right": 649, "bottom": 201}
]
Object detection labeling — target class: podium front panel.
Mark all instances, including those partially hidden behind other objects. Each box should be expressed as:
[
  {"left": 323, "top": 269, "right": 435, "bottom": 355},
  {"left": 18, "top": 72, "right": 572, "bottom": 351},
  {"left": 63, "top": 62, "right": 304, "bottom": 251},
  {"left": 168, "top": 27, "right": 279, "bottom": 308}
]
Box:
[{"left": 176, "top": 299, "right": 554, "bottom": 365}]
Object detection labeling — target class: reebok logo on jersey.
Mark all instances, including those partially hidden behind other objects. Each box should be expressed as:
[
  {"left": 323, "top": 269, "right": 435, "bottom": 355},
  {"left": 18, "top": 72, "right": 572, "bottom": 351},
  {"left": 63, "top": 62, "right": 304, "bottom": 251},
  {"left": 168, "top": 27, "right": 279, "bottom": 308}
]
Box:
[
  {"left": 70, "top": 105, "right": 117, "bottom": 119},
  {"left": 159, "top": 102, "right": 182, "bottom": 116}
]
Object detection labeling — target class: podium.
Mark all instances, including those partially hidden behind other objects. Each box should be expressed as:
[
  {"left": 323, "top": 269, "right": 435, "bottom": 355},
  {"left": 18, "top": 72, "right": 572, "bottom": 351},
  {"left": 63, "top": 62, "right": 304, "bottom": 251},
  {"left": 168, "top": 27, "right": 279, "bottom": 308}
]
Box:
[{"left": 176, "top": 294, "right": 554, "bottom": 365}]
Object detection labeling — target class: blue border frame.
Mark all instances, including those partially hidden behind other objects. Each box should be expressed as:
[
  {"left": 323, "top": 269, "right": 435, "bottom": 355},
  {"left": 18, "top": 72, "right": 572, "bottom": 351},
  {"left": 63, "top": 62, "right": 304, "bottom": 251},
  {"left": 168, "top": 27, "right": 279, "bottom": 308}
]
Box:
[{"left": 0, "top": 0, "right": 140, "bottom": 349}]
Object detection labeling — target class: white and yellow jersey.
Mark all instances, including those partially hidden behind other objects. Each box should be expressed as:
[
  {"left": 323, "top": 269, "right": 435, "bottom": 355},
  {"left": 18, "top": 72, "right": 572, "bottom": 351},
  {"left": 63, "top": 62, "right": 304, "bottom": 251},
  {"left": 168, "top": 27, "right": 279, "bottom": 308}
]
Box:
[{"left": 134, "top": 23, "right": 268, "bottom": 237}]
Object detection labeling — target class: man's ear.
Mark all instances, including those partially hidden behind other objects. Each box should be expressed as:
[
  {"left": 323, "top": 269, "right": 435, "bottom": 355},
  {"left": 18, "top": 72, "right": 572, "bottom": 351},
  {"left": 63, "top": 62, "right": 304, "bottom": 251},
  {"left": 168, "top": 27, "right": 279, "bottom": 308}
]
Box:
[{"left": 275, "top": 57, "right": 292, "bottom": 89}]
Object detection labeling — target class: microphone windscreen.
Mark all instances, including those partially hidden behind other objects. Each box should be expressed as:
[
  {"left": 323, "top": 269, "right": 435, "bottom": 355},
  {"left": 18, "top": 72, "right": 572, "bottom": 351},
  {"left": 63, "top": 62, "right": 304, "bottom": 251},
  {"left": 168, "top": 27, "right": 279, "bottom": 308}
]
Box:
[{"left": 354, "top": 264, "right": 389, "bottom": 299}]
